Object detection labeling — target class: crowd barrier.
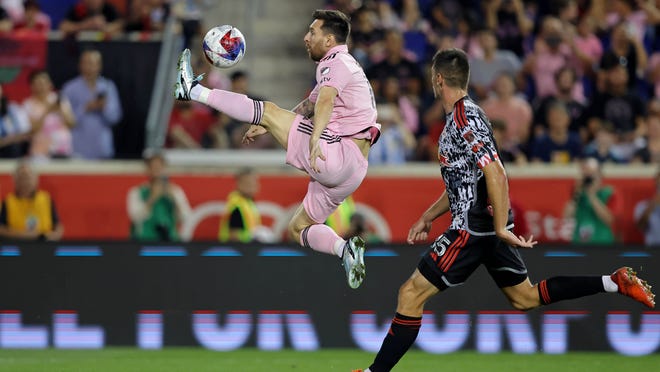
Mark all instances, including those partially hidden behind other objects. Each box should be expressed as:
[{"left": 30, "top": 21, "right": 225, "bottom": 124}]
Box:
[
  {"left": 0, "top": 170, "right": 654, "bottom": 244},
  {"left": 0, "top": 243, "right": 657, "bottom": 354}
]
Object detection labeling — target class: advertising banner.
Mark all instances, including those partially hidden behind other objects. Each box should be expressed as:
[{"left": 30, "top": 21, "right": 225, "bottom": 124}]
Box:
[
  {"left": 0, "top": 243, "right": 657, "bottom": 354},
  {"left": 0, "top": 173, "right": 654, "bottom": 243}
]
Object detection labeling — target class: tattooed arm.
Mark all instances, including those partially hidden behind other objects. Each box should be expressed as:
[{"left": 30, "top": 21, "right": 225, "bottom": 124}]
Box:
[{"left": 292, "top": 98, "right": 315, "bottom": 119}]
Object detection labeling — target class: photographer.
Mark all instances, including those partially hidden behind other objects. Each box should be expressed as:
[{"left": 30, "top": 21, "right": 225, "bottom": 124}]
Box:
[
  {"left": 564, "top": 157, "right": 621, "bottom": 244},
  {"left": 127, "top": 149, "right": 191, "bottom": 241},
  {"left": 634, "top": 170, "right": 660, "bottom": 246}
]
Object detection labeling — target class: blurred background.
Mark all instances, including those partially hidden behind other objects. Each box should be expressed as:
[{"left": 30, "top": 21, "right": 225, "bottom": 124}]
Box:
[{"left": 0, "top": 0, "right": 658, "bottom": 362}]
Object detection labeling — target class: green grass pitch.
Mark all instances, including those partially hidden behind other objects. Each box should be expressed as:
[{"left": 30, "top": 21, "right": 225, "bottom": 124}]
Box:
[{"left": 0, "top": 348, "right": 657, "bottom": 371}]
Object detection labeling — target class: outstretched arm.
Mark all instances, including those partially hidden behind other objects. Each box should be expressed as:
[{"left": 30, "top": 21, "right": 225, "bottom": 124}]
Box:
[{"left": 407, "top": 191, "right": 449, "bottom": 244}]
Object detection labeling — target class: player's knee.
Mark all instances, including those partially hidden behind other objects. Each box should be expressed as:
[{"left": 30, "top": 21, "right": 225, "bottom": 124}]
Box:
[
  {"left": 261, "top": 101, "right": 282, "bottom": 126},
  {"left": 397, "top": 280, "right": 423, "bottom": 307},
  {"left": 287, "top": 221, "right": 302, "bottom": 243}
]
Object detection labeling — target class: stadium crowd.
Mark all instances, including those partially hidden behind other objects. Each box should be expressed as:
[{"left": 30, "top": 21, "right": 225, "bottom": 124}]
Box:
[{"left": 1, "top": 0, "right": 660, "bottom": 166}]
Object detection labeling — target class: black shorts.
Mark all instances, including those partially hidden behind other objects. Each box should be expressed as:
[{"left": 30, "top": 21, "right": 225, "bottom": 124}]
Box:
[{"left": 417, "top": 229, "right": 528, "bottom": 291}]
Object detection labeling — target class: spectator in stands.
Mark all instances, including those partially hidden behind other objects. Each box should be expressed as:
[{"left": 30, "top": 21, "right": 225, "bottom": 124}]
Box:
[
  {"left": 481, "top": 72, "right": 532, "bottom": 151},
  {"left": 583, "top": 121, "right": 627, "bottom": 163},
  {"left": 0, "top": 4, "right": 12, "bottom": 32},
  {"left": 564, "top": 157, "right": 621, "bottom": 244},
  {"left": 453, "top": 10, "right": 483, "bottom": 60},
  {"left": 598, "top": 22, "right": 648, "bottom": 92},
  {"left": 522, "top": 16, "right": 578, "bottom": 100},
  {"left": 469, "top": 27, "right": 522, "bottom": 101},
  {"left": 632, "top": 112, "right": 660, "bottom": 163},
  {"left": 0, "top": 160, "right": 63, "bottom": 240},
  {"left": 379, "top": 76, "right": 419, "bottom": 135},
  {"left": 0, "top": 84, "right": 31, "bottom": 158},
  {"left": 368, "top": 103, "right": 416, "bottom": 165},
  {"left": 219, "top": 167, "right": 263, "bottom": 243},
  {"left": 634, "top": 169, "right": 660, "bottom": 246},
  {"left": 491, "top": 119, "right": 527, "bottom": 165},
  {"left": 345, "top": 212, "right": 382, "bottom": 243},
  {"left": 483, "top": 0, "right": 533, "bottom": 57},
  {"left": 648, "top": 50, "right": 660, "bottom": 98},
  {"left": 23, "top": 70, "right": 76, "bottom": 160},
  {"left": 350, "top": 6, "right": 385, "bottom": 68},
  {"left": 12, "top": 0, "right": 50, "bottom": 33},
  {"left": 572, "top": 14, "right": 603, "bottom": 79},
  {"left": 59, "top": 0, "right": 123, "bottom": 36},
  {"left": 533, "top": 67, "right": 586, "bottom": 139},
  {"left": 586, "top": 56, "right": 646, "bottom": 161},
  {"left": 606, "top": 0, "right": 648, "bottom": 43},
  {"left": 367, "top": 28, "right": 424, "bottom": 100},
  {"left": 127, "top": 149, "right": 191, "bottom": 241},
  {"left": 61, "top": 49, "right": 122, "bottom": 159},
  {"left": 529, "top": 101, "right": 582, "bottom": 163},
  {"left": 167, "top": 100, "right": 215, "bottom": 149},
  {"left": 325, "top": 196, "right": 355, "bottom": 239},
  {"left": 124, "top": 0, "right": 169, "bottom": 32}
]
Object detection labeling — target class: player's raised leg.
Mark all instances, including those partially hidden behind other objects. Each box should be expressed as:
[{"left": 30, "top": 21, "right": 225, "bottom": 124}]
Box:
[{"left": 174, "top": 48, "right": 294, "bottom": 148}]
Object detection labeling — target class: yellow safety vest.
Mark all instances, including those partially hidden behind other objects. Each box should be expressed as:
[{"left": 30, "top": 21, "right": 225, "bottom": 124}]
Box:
[
  {"left": 4, "top": 190, "right": 53, "bottom": 233},
  {"left": 219, "top": 191, "right": 261, "bottom": 242},
  {"left": 325, "top": 196, "right": 355, "bottom": 237}
]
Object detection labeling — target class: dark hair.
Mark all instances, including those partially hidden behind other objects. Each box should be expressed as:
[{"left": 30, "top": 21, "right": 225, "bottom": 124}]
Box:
[
  {"left": 554, "top": 65, "right": 576, "bottom": 83},
  {"left": 28, "top": 69, "right": 48, "bottom": 84},
  {"left": 431, "top": 48, "right": 470, "bottom": 90},
  {"left": 235, "top": 167, "right": 254, "bottom": 180},
  {"left": 312, "top": 9, "right": 351, "bottom": 44},
  {"left": 230, "top": 71, "right": 247, "bottom": 82}
]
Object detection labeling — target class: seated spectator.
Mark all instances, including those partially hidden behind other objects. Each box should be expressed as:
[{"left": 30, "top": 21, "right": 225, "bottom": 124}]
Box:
[
  {"left": 522, "top": 16, "right": 579, "bottom": 100},
  {"left": 124, "top": 0, "right": 169, "bottom": 32},
  {"left": 12, "top": 0, "right": 50, "bottom": 33},
  {"left": 586, "top": 58, "right": 645, "bottom": 161},
  {"left": 529, "top": 101, "right": 582, "bottom": 163},
  {"left": 61, "top": 49, "right": 122, "bottom": 159},
  {"left": 564, "top": 157, "right": 621, "bottom": 244},
  {"left": 0, "top": 5, "right": 12, "bottom": 32},
  {"left": 0, "top": 84, "right": 31, "bottom": 158},
  {"left": 367, "top": 29, "right": 424, "bottom": 100},
  {"left": 583, "top": 121, "right": 627, "bottom": 164},
  {"left": 368, "top": 103, "right": 416, "bottom": 165},
  {"left": 483, "top": 0, "right": 533, "bottom": 58},
  {"left": 167, "top": 100, "right": 215, "bottom": 149},
  {"left": 350, "top": 6, "right": 385, "bottom": 68},
  {"left": 597, "top": 22, "right": 648, "bottom": 92},
  {"left": 0, "top": 160, "right": 63, "bottom": 240},
  {"left": 59, "top": 0, "right": 124, "bottom": 36},
  {"left": 533, "top": 67, "right": 586, "bottom": 139},
  {"left": 634, "top": 170, "right": 660, "bottom": 246},
  {"left": 469, "top": 28, "right": 522, "bottom": 101},
  {"left": 491, "top": 119, "right": 527, "bottom": 165},
  {"left": 648, "top": 50, "right": 660, "bottom": 99},
  {"left": 23, "top": 70, "right": 76, "bottom": 160},
  {"left": 632, "top": 113, "right": 660, "bottom": 163},
  {"left": 219, "top": 167, "right": 263, "bottom": 243},
  {"left": 378, "top": 77, "right": 419, "bottom": 135},
  {"left": 481, "top": 72, "right": 532, "bottom": 150},
  {"left": 127, "top": 149, "right": 191, "bottom": 241}
]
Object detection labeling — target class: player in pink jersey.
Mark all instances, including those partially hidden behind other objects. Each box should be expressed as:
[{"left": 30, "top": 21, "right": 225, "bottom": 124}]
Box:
[{"left": 174, "top": 9, "right": 380, "bottom": 289}]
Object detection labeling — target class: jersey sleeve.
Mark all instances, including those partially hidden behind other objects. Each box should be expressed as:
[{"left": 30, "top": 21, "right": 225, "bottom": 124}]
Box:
[
  {"left": 316, "top": 59, "right": 352, "bottom": 96},
  {"left": 454, "top": 108, "right": 500, "bottom": 169}
]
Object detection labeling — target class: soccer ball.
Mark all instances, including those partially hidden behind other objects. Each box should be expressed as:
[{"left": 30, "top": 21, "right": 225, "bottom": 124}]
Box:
[{"left": 202, "top": 25, "right": 246, "bottom": 68}]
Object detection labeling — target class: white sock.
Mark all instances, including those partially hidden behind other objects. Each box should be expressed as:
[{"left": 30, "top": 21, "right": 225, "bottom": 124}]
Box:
[
  {"left": 602, "top": 275, "right": 618, "bottom": 293},
  {"left": 333, "top": 239, "right": 346, "bottom": 257},
  {"left": 190, "top": 84, "right": 210, "bottom": 103},
  {"left": 365, "top": 369, "right": 372, "bottom": 372}
]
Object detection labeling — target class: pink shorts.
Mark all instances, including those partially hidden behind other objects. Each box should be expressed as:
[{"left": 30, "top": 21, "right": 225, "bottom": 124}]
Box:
[{"left": 286, "top": 115, "right": 369, "bottom": 223}]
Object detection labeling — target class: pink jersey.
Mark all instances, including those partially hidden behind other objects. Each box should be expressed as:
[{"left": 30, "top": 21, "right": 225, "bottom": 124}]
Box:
[{"left": 308, "top": 45, "right": 378, "bottom": 137}]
